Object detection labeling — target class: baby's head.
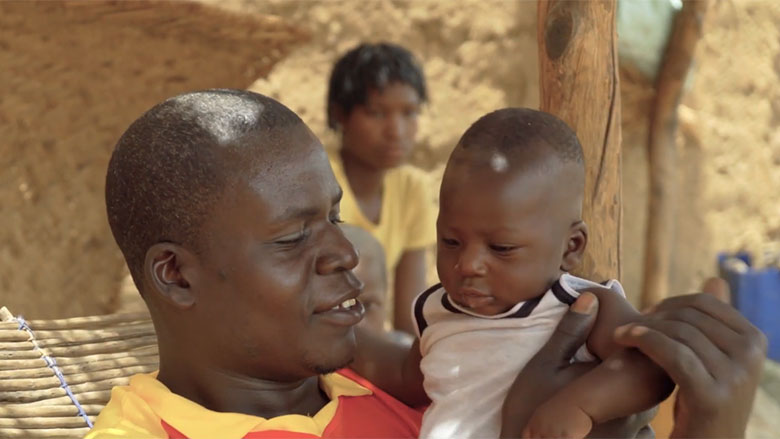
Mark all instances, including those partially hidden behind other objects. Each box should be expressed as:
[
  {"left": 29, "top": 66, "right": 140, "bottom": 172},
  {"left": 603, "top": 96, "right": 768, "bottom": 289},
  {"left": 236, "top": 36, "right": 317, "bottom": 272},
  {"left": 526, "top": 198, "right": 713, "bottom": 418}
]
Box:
[
  {"left": 341, "top": 225, "right": 388, "bottom": 333},
  {"left": 437, "top": 108, "right": 587, "bottom": 316}
]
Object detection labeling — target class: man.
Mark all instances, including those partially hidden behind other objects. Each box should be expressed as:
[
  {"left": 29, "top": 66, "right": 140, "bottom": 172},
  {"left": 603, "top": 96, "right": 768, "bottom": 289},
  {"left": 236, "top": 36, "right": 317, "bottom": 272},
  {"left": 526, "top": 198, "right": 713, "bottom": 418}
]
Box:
[
  {"left": 87, "top": 89, "right": 766, "bottom": 439},
  {"left": 92, "top": 89, "right": 421, "bottom": 438}
]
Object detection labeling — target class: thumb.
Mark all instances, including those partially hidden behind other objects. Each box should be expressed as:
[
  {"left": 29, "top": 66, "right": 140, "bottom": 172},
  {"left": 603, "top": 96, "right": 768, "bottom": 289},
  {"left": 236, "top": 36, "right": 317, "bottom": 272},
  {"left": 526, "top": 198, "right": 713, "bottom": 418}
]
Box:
[
  {"left": 701, "top": 277, "right": 730, "bottom": 303},
  {"left": 531, "top": 292, "right": 599, "bottom": 367}
]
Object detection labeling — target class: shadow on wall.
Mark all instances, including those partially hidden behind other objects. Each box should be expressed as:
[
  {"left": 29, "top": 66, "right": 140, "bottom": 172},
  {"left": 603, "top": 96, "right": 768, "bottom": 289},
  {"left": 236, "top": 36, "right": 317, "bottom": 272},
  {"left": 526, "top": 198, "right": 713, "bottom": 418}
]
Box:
[
  {"left": 0, "top": 1, "right": 306, "bottom": 318},
  {"left": 619, "top": 67, "right": 712, "bottom": 306}
]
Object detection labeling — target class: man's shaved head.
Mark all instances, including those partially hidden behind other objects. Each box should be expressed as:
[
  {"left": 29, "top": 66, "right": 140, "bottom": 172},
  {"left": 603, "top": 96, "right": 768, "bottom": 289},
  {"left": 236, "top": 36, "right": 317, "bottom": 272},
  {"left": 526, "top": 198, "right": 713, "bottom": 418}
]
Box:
[
  {"left": 106, "top": 89, "right": 307, "bottom": 288},
  {"left": 450, "top": 107, "right": 584, "bottom": 180}
]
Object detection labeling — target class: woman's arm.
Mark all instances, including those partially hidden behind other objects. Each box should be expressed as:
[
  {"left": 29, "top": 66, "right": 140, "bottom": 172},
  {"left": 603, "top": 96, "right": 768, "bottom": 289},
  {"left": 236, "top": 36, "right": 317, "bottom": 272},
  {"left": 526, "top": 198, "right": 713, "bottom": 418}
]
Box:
[
  {"left": 393, "top": 248, "right": 429, "bottom": 334},
  {"left": 350, "top": 326, "right": 428, "bottom": 407}
]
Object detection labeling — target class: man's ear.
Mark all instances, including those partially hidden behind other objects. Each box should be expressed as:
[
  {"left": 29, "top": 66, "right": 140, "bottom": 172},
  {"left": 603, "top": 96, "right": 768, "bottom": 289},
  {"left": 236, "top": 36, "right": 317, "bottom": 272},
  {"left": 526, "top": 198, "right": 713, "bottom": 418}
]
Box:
[
  {"left": 561, "top": 221, "right": 588, "bottom": 272},
  {"left": 144, "top": 243, "right": 197, "bottom": 309}
]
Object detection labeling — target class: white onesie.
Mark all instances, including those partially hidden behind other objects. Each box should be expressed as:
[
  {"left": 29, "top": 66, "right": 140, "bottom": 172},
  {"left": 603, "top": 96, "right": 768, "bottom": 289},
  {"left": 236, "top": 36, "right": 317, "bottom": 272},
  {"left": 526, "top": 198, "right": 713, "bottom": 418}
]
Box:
[{"left": 412, "top": 273, "right": 625, "bottom": 439}]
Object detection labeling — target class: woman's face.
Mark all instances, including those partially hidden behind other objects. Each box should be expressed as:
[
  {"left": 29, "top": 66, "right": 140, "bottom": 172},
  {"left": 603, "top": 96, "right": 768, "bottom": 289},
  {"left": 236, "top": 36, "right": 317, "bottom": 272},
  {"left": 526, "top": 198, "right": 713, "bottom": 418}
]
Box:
[{"left": 338, "top": 82, "right": 421, "bottom": 171}]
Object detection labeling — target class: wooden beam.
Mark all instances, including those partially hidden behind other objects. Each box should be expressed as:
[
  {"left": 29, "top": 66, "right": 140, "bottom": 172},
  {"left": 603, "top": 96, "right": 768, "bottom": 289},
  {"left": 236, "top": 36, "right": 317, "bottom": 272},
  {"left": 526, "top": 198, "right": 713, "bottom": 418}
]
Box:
[
  {"left": 538, "top": 0, "right": 622, "bottom": 282},
  {"left": 641, "top": 0, "right": 709, "bottom": 308}
]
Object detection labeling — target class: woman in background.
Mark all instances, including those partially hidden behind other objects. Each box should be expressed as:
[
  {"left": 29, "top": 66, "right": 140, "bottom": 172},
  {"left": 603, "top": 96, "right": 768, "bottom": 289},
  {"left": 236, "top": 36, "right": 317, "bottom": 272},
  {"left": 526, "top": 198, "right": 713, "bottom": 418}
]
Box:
[{"left": 326, "top": 42, "right": 436, "bottom": 334}]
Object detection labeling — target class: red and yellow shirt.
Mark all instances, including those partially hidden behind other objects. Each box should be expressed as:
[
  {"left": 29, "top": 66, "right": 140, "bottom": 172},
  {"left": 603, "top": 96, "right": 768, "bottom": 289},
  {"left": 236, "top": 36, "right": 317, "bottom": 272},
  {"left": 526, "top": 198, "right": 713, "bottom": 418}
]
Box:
[{"left": 85, "top": 369, "right": 421, "bottom": 439}]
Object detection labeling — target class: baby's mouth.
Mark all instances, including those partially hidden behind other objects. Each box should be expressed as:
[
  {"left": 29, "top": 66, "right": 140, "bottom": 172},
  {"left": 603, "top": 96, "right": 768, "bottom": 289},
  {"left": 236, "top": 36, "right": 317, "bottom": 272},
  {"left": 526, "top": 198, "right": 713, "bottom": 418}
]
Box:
[{"left": 453, "top": 287, "right": 494, "bottom": 309}]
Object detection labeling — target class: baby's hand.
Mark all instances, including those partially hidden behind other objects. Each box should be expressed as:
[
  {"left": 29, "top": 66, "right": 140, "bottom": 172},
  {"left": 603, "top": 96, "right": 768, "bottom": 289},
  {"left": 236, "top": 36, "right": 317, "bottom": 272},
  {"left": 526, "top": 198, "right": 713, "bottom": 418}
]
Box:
[{"left": 522, "top": 395, "right": 593, "bottom": 439}]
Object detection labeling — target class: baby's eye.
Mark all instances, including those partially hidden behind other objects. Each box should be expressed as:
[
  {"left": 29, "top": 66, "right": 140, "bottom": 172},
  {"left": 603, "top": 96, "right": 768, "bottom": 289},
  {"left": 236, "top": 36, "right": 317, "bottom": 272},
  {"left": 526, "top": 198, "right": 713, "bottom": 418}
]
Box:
[
  {"left": 330, "top": 214, "right": 344, "bottom": 225},
  {"left": 489, "top": 244, "right": 517, "bottom": 253},
  {"left": 441, "top": 238, "right": 459, "bottom": 248}
]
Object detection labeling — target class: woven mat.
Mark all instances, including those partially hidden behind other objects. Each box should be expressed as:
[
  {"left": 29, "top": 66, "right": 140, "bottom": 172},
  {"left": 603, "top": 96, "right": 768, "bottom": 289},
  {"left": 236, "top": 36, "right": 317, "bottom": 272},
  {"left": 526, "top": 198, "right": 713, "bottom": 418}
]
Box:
[{"left": 0, "top": 306, "right": 157, "bottom": 438}]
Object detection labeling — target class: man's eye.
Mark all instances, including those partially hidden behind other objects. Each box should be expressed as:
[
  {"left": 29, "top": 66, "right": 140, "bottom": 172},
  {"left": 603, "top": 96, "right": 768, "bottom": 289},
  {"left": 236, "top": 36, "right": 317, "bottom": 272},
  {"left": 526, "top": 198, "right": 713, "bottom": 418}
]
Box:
[
  {"left": 330, "top": 215, "right": 344, "bottom": 225},
  {"left": 276, "top": 229, "right": 309, "bottom": 246}
]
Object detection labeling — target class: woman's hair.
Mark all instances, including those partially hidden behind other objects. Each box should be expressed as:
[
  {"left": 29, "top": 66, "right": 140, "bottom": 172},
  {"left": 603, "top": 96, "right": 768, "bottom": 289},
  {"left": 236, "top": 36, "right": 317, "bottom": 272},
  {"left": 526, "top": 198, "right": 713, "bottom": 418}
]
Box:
[{"left": 326, "top": 42, "right": 427, "bottom": 129}]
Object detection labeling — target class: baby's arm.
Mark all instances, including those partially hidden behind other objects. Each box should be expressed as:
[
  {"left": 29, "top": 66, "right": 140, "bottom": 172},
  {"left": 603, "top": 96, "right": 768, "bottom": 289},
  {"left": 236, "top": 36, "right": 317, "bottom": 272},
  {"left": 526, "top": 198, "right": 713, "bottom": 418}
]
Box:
[
  {"left": 523, "top": 287, "right": 675, "bottom": 438},
  {"left": 350, "top": 326, "right": 429, "bottom": 407}
]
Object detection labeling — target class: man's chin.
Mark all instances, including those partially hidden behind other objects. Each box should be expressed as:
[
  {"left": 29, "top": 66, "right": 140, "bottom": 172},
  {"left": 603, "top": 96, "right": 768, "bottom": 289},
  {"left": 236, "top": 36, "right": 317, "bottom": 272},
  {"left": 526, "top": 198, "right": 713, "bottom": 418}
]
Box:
[
  {"left": 311, "top": 356, "right": 354, "bottom": 375},
  {"left": 304, "top": 330, "right": 357, "bottom": 375}
]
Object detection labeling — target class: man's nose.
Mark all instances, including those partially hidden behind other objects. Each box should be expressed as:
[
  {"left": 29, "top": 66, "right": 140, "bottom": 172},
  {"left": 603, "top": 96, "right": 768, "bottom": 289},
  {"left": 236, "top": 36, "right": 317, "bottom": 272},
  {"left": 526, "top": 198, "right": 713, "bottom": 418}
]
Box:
[
  {"left": 455, "top": 246, "right": 487, "bottom": 277},
  {"left": 316, "top": 225, "right": 359, "bottom": 274}
]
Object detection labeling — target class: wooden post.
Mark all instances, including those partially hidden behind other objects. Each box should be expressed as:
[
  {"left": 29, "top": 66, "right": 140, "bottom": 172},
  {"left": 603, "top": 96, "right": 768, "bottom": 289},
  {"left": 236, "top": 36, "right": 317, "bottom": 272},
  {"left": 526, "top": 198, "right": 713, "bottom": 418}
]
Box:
[
  {"left": 538, "top": 0, "right": 622, "bottom": 282},
  {"left": 641, "top": 0, "right": 709, "bottom": 308}
]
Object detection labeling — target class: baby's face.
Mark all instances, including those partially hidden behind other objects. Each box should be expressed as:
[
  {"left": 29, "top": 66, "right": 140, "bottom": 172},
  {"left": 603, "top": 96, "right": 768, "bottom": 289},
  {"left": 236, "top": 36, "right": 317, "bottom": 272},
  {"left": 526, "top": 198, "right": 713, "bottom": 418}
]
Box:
[{"left": 436, "top": 164, "right": 576, "bottom": 316}]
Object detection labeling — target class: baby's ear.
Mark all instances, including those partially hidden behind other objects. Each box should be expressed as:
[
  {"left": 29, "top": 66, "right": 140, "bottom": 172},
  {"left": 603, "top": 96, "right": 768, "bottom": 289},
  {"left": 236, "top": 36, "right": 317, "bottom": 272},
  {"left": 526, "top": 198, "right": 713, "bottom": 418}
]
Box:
[
  {"left": 561, "top": 221, "right": 588, "bottom": 272},
  {"left": 144, "top": 243, "right": 197, "bottom": 309}
]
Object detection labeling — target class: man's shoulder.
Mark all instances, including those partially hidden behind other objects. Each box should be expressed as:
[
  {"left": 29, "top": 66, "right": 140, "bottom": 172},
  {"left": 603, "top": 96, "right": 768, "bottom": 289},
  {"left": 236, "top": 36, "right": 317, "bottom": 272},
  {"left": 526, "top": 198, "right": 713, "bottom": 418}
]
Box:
[
  {"left": 333, "top": 369, "right": 422, "bottom": 437},
  {"left": 85, "top": 377, "right": 166, "bottom": 439}
]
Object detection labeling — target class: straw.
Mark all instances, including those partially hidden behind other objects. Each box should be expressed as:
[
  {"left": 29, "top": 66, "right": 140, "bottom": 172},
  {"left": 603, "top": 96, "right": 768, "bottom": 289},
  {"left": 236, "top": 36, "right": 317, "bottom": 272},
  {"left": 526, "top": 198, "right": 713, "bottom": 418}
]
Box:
[
  {"left": 0, "top": 416, "right": 95, "bottom": 428},
  {"left": 2, "top": 376, "right": 138, "bottom": 403},
  {"left": 0, "top": 355, "right": 158, "bottom": 379},
  {"left": 0, "top": 307, "right": 160, "bottom": 439},
  {"left": 0, "top": 312, "right": 151, "bottom": 331},
  {"left": 0, "top": 427, "right": 91, "bottom": 438},
  {"left": 0, "top": 404, "right": 105, "bottom": 418},
  {"left": 0, "top": 364, "right": 156, "bottom": 391},
  {"left": 23, "top": 390, "right": 114, "bottom": 407}
]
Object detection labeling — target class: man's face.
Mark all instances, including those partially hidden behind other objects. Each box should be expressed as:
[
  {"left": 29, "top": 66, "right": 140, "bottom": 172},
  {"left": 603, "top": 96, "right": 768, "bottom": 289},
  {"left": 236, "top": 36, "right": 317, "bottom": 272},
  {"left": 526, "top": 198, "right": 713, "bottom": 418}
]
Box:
[
  {"left": 192, "top": 132, "right": 365, "bottom": 381},
  {"left": 339, "top": 82, "right": 421, "bottom": 170},
  {"left": 436, "top": 163, "right": 573, "bottom": 316}
]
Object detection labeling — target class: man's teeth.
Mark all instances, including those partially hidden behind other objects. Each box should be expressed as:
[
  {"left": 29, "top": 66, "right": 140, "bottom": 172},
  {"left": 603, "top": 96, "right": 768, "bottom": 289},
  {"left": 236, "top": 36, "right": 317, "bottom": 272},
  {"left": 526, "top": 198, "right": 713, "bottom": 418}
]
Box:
[{"left": 331, "top": 298, "right": 357, "bottom": 310}]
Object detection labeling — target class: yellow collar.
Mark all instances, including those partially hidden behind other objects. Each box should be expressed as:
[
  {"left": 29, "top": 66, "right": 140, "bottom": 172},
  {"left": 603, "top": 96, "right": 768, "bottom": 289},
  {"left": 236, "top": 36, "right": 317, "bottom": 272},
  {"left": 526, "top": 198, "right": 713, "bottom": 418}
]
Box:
[{"left": 131, "top": 371, "right": 371, "bottom": 439}]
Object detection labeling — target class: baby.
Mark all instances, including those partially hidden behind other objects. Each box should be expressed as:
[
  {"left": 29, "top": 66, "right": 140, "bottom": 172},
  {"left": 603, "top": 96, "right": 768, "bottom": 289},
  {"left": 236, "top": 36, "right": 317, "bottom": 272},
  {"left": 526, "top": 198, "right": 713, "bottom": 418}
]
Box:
[{"left": 412, "top": 108, "right": 672, "bottom": 438}]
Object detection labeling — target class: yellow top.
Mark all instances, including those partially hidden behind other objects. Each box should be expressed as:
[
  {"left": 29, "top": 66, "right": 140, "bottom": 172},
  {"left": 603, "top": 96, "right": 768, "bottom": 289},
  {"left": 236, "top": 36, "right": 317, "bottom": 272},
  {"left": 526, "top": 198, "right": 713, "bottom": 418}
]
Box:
[
  {"left": 84, "top": 372, "right": 370, "bottom": 439},
  {"left": 328, "top": 153, "right": 437, "bottom": 275}
]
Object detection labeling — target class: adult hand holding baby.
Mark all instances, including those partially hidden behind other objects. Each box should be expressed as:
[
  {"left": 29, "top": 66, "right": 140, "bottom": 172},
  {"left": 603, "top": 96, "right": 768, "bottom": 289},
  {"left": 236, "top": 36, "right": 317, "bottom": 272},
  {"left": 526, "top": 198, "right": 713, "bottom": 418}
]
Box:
[
  {"left": 614, "top": 278, "right": 767, "bottom": 438},
  {"left": 503, "top": 278, "right": 767, "bottom": 439},
  {"left": 501, "top": 292, "right": 655, "bottom": 439}
]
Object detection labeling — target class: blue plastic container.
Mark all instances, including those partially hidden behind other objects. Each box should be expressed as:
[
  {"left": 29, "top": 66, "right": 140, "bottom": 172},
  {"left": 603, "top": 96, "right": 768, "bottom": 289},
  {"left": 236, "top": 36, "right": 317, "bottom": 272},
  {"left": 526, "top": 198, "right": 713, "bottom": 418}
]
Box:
[{"left": 718, "top": 252, "right": 780, "bottom": 361}]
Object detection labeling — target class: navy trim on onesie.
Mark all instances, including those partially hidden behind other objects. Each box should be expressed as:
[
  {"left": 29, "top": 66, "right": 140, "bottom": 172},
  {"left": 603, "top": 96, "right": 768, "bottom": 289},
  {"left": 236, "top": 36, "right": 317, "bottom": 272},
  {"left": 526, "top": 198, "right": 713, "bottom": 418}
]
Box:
[
  {"left": 551, "top": 278, "right": 577, "bottom": 305},
  {"left": 506, "top": 296, "right": 543, "bottom": 318},
  {"left": 440, "top": 293, "right": 464, "bottom": 315},
  {"left": 414, "top": 283, "right": 442, "bottom": 336}
]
